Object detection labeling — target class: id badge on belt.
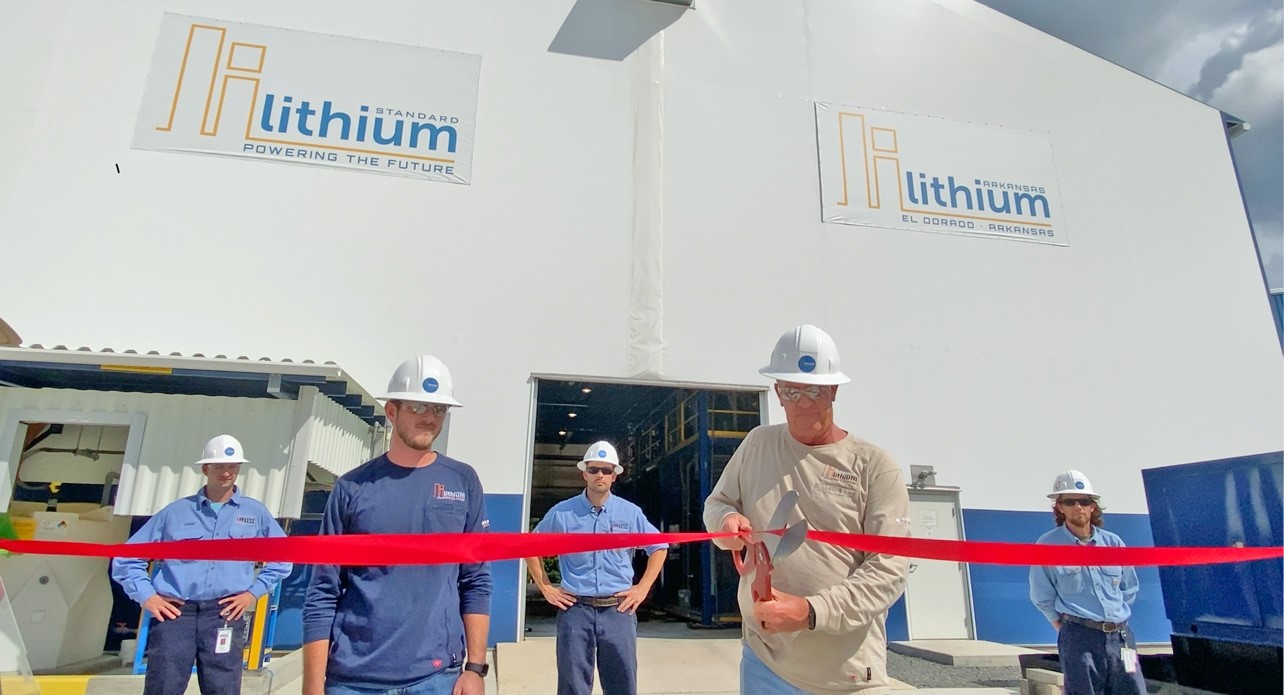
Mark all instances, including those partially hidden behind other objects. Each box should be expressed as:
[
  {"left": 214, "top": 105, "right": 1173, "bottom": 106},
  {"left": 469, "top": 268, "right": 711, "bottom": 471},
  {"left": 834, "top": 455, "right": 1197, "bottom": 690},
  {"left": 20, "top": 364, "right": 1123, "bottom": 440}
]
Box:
[
  {"left": 215, "top": 625, "right": 234, "bottom": 655},
  {"left": 1120, "top": 646, "right": 1139, "bottom": 674}
]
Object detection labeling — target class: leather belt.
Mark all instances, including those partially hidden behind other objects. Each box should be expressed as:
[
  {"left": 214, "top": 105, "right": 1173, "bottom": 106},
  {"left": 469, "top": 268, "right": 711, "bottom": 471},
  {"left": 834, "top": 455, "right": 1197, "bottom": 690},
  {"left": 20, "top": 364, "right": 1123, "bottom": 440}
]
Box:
[
  {"left": 1062, "top": 613, "right": 1126, "bottom": 633},
  {"left": 575, "top": 595, "right": 621, "bottom": 607}
]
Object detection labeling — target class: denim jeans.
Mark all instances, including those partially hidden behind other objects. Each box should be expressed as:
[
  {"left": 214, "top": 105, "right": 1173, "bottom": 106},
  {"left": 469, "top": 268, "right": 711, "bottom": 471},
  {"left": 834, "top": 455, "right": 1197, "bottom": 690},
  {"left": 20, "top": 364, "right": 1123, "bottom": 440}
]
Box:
[
  {"left": 740, "top": 644, "right": 811, "bottom": 695},
  {"left": 325, "top": 667, "right": 462, "bottom": 695},
  {"left": 1059, "top": 619, "right": 1147, "bottom": 695}
]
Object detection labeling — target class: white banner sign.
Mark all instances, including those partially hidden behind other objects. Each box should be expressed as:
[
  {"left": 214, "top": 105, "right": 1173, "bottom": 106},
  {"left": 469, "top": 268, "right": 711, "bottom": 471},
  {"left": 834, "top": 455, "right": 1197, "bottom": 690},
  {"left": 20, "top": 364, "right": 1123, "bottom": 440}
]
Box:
[
  {"left": 816, "top": 103, "right": 1068, "bottom": 245},
  {"left": 134, "top": 14, "right": 481, "bottom": 184}
]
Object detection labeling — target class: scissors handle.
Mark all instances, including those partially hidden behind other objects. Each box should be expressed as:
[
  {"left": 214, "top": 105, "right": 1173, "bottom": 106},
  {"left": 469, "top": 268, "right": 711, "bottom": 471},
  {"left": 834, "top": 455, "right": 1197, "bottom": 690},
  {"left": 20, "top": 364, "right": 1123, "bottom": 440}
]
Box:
[
  {"left": 749, "top": 543, "right": 772, "bottom": 602},
  {"left": 732, "top": 539, "right": 755, "bottom": 577},
  {"left": 731, "top": 541, "right": 774, "bottom": 602}
]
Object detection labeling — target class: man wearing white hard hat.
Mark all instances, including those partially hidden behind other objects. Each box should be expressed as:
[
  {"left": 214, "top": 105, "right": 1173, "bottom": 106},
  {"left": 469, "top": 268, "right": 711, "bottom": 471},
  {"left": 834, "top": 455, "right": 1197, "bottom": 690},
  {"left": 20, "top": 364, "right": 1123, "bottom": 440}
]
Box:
[
  {"left": 704, "top": 324, "right": 911, "bottom": 694},
  {"left": 303, "top": 355, "right": 492, "bottom": 695},
  {"left": 1030, "top": 471, "right": 1146, "bottom": 695},
  {"left": 112, "top": 435, "right": 291, "bottom": 695},
  {"left": 525, "top": 440, "right": 667, "bottom": 695}
]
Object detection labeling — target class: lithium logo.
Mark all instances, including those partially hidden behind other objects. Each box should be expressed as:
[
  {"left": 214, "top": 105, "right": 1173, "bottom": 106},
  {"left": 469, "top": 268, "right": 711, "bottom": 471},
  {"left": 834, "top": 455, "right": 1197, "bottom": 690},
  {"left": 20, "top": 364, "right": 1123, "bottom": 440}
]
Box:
[
  {"left": 434, "top": 483, "right": 466, "bottom": 502},
  {"left": 135, "top": 15, "right": 480, "bottom": 183},
  {"left": 817, "top": 103, "right": 1067, "bottom": 245}
]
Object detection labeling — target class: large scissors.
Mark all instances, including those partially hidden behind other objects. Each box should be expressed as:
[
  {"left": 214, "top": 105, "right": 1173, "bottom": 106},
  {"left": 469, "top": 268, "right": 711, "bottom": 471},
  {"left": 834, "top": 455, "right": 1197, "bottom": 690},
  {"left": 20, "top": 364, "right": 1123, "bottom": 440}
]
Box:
[{"left": 731, "top": 490, "right": 809, "bottom": 602}]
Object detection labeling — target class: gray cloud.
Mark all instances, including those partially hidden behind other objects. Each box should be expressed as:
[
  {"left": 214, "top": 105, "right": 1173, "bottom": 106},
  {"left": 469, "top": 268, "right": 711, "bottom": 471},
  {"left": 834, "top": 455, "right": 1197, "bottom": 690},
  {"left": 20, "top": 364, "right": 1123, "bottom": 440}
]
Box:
[{"left": 1190, "top": 8, "right": 1283, "bottom": 101}]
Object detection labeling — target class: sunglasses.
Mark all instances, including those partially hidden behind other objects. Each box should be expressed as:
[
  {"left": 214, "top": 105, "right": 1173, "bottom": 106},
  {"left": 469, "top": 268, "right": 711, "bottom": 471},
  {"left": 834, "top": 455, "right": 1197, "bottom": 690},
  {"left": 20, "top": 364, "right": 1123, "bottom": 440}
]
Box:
[
  {"left": 584, "top": 466, "right": 616, "bottom": 476},
  {"left": 398, "top": 401, "right": 450, "bottom": 417},
  {"left": 1059, "top": 497, "right": 1095, "bottom": 507},
  {"left": 777, "top": 384, "right": 826, "bottom": 402}
]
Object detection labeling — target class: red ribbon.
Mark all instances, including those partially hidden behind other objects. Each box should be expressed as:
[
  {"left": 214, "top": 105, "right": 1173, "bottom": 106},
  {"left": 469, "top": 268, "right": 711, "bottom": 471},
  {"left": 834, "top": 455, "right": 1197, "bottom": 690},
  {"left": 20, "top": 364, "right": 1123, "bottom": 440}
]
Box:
[{"left": 1, "top": 531, "right": 1280, "bottom": 567}]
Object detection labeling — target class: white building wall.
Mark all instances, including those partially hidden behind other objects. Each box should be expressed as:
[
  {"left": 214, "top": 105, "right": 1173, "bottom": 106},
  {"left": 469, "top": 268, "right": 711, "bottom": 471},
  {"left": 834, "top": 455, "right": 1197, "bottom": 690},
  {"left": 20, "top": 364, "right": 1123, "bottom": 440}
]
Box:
[
  {"left": 656, "top": 0, "right": 1284, "bottom": 512},
  {"left": 0, "top": 0, "right": 1279, "bottom": 517}
]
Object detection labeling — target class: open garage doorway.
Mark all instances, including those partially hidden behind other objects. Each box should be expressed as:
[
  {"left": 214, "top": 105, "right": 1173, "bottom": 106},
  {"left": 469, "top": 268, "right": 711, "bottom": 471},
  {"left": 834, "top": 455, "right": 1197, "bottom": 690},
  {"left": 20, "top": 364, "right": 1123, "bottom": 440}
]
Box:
[{"left": 524, "top": 376, "right": 766, "bottom": 634}]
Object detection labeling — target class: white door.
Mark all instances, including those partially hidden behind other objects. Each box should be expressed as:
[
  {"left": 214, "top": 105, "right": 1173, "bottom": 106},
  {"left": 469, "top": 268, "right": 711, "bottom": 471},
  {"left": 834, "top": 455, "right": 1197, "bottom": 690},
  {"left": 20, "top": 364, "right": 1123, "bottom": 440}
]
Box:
[{"left": 904, "top": 490, "right": 972, "bottom": 639}]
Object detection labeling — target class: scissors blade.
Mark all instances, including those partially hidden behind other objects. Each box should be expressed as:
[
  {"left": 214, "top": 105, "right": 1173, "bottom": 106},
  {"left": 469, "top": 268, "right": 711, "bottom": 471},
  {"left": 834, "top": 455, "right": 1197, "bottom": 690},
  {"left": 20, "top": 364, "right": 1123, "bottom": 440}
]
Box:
[
  {"left": 771, "top": 520, "right": 808, "bottom": 563},
  {"left": 766, "top": 490, "right": 800, "bottom": 531},
  {"left": 760, "top": 490, "right": 801, "bottom": 557}
]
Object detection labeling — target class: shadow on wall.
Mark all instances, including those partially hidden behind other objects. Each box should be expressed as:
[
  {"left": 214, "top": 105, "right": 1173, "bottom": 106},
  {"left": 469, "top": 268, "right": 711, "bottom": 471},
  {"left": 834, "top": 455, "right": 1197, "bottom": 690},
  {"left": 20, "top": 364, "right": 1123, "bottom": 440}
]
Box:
[{"left": 549, "top": 0, "right": 689, "bottom": 61}]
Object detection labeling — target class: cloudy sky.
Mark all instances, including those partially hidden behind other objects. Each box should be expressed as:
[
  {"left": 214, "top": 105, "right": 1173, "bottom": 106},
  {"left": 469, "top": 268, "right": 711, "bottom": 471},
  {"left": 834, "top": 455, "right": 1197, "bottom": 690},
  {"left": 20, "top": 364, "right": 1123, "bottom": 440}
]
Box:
[{"left": 979, "top": 0, "right": 1283, "bottom": 289}]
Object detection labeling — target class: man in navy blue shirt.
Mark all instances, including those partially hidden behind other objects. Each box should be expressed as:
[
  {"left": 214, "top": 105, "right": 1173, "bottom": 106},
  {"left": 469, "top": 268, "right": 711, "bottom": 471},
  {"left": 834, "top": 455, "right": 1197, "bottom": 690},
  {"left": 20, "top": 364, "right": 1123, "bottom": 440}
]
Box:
[
  {"left": 526, "top": 440, "right": 667, "bottom": 695},
  {"left": 112, "top": 434, "right": 291, "bottom": 695},
  {"left": 303, "top": 355, "right": 492, "bottom": 695},
  {"left": 1030, "top": 470, "right": 1146, "bottom": 695}
]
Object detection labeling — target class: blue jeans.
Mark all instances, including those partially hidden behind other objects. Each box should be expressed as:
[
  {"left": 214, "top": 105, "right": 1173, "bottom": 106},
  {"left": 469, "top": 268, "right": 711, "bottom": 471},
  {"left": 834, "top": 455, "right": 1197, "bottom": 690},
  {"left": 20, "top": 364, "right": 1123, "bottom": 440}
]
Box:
[
  {"left": 740, "top": 644, "right": 810, "bottom": 695},
  {"left": 556, "top": 602, "right": 638, "bottom": 695},
  {"left": 143, "top": 599, "right": 244, "bottom": 695},
  {"left": 325, "top": 668, "right": 462, "bottom": 695},
  {"left": 1058, "top": 619, "right": 1147, "bottom": 695}
]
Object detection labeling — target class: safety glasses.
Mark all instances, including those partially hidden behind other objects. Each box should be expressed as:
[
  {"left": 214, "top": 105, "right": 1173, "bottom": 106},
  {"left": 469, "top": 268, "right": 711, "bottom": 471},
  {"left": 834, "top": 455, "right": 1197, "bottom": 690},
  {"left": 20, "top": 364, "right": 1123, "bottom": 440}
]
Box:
[
  {"left": 777, "top": 384, "right": 826, "bottom": 402},
  {"left": 398, "top": 401, "right": 450, "bottom": 417},
  {"left": 1059, "top": 497, "right": 1095, "bottom": 508},
  {"left": 584, "top": 466, "right": 615, "bottom": 476}
]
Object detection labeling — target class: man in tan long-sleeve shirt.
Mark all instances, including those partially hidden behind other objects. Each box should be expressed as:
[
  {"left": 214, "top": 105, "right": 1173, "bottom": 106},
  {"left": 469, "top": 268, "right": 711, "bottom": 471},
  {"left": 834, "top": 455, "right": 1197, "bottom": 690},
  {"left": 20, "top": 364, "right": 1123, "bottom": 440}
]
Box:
[{"left": 704, "top": 325, "right": 911, "bottom": 695}]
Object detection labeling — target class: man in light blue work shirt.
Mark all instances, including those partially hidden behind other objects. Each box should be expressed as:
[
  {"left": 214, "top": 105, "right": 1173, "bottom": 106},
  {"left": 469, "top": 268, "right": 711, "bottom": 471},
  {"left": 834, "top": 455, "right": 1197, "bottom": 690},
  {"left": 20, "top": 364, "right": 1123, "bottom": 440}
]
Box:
[
  {"left": 1029, "top": 470, "right": 1146, "bottom": 695},
  {"left": 112, "top": 434, "right": 291, "bottom": 695},
  {"left": 526, "top": 440, "right": 668, "bottom": 695}
]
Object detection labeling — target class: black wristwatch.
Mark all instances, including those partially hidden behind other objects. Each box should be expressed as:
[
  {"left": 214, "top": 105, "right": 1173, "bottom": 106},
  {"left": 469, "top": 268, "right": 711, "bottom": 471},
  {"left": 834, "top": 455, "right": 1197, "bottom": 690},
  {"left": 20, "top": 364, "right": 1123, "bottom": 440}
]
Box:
[
  {"left": 464, "top": 661, "right": 489, "bottom": 678},
  {"left": 806, "top": 600, "right": 817, "bottom": 631}
]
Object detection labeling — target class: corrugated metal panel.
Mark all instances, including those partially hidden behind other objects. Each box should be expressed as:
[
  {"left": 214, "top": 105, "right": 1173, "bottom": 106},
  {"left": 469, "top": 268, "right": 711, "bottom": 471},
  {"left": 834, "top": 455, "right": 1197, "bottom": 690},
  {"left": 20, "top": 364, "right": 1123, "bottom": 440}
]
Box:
[
  {"left": 306, "top": 391, "right": 384, "bottom": 478},
  {"left": 0, "top": 345, "right": 384, "bottom": 426},
  {"left": 0, "top": 387, "right": 374, "bottom": 516}
]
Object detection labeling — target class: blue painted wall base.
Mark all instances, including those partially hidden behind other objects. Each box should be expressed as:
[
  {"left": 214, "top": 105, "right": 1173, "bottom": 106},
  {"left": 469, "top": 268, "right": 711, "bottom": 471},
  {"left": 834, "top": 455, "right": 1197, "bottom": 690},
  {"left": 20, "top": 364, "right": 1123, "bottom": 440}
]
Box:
[{"left": 963, "top": 509, "right": 1168, "bottom": 645}]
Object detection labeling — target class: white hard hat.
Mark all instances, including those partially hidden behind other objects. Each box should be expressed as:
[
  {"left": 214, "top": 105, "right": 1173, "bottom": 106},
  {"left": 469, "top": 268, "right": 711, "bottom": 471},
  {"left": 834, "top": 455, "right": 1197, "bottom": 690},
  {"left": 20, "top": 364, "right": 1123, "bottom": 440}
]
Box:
[
  {"left": 1048, "top": 470, "right": 1099, "bottom": 499},
  {"left": 196, "top": 434, "right": 249, "bottom": 465},
  {"left": 577, "top": 440, "right": 623, "bottom": 474},
  {"left": 759, "top": 324, "right": 851, "bottom": 385},
  {"left": 382, "top": 354, "right": 462, "bottom": 407}
]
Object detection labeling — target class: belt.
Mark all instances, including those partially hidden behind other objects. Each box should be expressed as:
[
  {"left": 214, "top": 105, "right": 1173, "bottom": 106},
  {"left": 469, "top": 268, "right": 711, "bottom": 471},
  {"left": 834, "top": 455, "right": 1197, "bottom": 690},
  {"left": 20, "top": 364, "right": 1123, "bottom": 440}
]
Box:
[
  {"left": 1062, "top": 613, "right": 1126, "bottom": 633},
  {"left": 575, "top": 595, "right": 621, "bottom": 607}
]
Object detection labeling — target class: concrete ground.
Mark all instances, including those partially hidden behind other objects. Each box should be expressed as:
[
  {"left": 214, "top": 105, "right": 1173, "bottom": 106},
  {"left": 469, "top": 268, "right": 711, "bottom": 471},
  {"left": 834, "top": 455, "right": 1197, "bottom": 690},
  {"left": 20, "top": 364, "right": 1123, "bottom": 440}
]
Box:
[{"left": 24, "top": 621, "right": 1181, "bottom": 695}]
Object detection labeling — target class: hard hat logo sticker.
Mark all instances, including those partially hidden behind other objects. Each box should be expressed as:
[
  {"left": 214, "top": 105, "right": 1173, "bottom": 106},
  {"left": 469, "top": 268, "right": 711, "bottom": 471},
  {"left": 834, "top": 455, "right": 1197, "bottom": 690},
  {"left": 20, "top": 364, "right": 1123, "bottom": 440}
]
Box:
[
  {"left": 224, "top": 447, "right": 236, "bottom": 456},
  {"left": 597, "top": 450, "right": 607, "bottom": 458},
  {"left": 423, "top": 377, "right": 440, "bottom": 393},
  {"left": 1075, "top": 481, "right": 1084, "bottom": 489},
  {"left": 798, "top": 355, "right": 817, "bottom": 372}
]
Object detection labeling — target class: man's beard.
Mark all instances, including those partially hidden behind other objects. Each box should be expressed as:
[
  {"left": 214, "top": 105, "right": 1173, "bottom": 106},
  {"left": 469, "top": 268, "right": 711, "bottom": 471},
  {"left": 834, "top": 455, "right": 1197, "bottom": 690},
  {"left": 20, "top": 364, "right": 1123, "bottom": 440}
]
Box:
[{"left": 396, "top": 422, "right": 436, "bottom": 451}]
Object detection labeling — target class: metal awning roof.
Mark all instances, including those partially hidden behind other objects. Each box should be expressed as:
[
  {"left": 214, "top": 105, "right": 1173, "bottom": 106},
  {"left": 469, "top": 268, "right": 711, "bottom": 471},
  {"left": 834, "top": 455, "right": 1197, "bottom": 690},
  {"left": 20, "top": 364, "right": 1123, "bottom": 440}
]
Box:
[{"left": 0, "top": 345, "right": 384, "bottom": 426}]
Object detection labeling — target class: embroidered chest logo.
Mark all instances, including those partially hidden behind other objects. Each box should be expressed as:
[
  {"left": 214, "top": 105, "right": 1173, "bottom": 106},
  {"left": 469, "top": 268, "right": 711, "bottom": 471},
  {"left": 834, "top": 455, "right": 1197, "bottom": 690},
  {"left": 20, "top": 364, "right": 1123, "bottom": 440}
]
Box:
[
  {"left": 610, "top": 520, "right": 630, "bottom": 532},
  {"left": 434, "top": 483, "right": 466, "bottom": 502},
  {"left": 234, "top": 515, "right": 257, "bottom": 525},
  {"left": 814, "top": 466, "right": 861, "bottom": 494}
]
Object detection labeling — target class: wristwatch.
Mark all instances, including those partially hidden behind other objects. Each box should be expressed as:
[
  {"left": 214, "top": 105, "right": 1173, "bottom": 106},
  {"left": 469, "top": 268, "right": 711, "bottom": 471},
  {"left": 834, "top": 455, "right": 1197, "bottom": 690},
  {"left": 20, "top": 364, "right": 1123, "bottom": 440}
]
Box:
[
  {"left": 806, "top": 600, "right": 817, "bottom": 631},
  {"left": 464, "top": 661, "right": 489, "bottom": 678}
]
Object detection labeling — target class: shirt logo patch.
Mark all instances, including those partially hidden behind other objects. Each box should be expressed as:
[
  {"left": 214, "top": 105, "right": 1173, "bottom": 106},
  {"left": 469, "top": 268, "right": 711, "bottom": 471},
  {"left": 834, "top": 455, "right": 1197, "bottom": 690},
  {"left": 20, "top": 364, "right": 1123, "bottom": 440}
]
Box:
[
  {"left": 235, "top": 515, "right": 256, "bottom": 525},
  {"left": 822, "top": 467, "right": 860, "bottom": 485},
  {"left": 813, "top": 466, "right": 861, "bottom": 498},
  {"left": 611, "top": 520, "right": 630, "bottom": 531},
  {"left": 433, "top": 483, "right": 466, "bottom": 502}
]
